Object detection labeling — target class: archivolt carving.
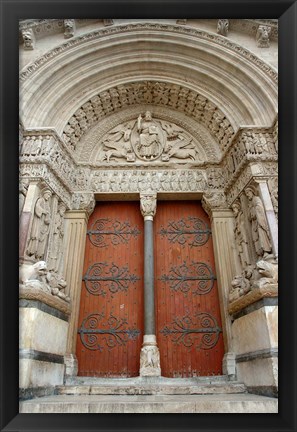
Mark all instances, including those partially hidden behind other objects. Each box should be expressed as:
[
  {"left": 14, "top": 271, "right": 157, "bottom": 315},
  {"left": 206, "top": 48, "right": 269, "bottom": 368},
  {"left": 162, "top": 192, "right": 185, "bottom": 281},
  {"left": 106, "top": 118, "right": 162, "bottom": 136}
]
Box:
[
  {"left": 78, "top": 105, "right": 218, "bottom": 165},
  {"left": 20, "top": 23, "right": 278, "bottom": 85},
  {"left": 62, "top": 81, "right": 235, "bottom": 155}
]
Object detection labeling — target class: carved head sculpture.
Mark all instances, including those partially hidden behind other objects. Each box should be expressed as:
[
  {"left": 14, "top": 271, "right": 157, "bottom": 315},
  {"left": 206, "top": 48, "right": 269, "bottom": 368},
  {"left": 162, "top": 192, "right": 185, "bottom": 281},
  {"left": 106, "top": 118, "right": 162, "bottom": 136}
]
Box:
[
  {"left": 58, "top": 203, "right": 67, "bottom": 216},
  {"left": 22, "top": 29, "right": 34, "bottom": 48},
  {"left": 245, "top": 186, "right": 257, "bottom": 201},
  {"left": 231, "top": 201, "right": 241, "bottom": 215},
  {"left": 144, "top": 111, "right": 152, "bottom": 121},
  {"left": 41, "top": 187, "right": 52, "bottom": 200}
]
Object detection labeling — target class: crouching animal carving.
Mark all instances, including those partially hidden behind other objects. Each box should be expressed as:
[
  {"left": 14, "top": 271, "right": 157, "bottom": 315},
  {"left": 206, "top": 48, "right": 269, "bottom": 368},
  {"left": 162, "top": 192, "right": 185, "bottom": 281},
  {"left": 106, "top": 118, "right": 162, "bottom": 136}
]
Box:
[
  {"left": 46, "top": 271, "right": 70, "bottom": 302},
  {"left": 252, "top": 259, "right": 278, "bottom": 288},
  {"left": 229, "top": 274, "right": 251, "bottom": 303},
  {"left": 19, "top": 261, "right": 70, "bottom": 302},
  {"left": 19, "top": 260, "right": 50, "bottom": 293}
]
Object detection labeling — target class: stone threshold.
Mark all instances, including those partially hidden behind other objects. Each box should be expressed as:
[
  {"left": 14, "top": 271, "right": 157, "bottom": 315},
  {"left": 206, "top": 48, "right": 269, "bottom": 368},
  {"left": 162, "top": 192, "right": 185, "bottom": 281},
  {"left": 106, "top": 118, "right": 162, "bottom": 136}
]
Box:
[{"left": 19, "top": 393, "right": 278, "bottom": 413}]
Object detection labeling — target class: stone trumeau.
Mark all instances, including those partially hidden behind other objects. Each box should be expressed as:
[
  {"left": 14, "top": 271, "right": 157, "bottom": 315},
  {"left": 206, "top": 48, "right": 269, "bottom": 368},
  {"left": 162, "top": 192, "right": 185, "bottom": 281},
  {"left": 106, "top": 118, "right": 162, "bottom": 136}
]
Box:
[{"left": 19, "top": 18, "right": 278, "bottom": 413}]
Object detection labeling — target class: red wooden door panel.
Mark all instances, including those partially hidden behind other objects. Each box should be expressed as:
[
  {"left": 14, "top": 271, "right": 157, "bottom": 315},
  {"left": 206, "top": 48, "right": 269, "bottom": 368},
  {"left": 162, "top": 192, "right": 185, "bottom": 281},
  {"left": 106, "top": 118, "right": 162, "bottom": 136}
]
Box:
[
  {"left": 76, "top": 202, "right": 144, "bottom": 377},
  {"left": 155, "top": 201, "right": 224, "bottom": 377}
]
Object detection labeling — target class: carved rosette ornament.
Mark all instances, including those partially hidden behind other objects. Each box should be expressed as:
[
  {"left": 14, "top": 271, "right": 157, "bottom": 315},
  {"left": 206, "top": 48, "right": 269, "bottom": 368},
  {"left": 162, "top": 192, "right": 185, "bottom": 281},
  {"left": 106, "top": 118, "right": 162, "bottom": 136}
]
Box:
[{"left": 140, "top": 194, "right": 157, "bottom": 221}]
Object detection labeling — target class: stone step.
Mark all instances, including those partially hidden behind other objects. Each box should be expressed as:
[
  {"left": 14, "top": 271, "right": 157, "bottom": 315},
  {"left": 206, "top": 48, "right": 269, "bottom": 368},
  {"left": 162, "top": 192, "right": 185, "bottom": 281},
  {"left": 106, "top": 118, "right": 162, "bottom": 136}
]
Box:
[
  {"left": 65, "top": 374, "right": 228, "bottom": 386},
  {"left": 56, "top": 382, "right": 247, "bottom": 396},
  {"left": 19, "top": 393, "right": 278, "bottom": 413}
]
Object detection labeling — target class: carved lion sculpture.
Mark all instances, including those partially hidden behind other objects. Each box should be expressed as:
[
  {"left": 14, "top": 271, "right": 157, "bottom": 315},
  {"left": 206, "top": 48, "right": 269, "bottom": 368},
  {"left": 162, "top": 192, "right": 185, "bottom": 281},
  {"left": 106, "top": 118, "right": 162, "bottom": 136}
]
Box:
[
  {"left": 229, "top": 274, "right": 251, "bottom": 302},
  {"left": 19, "top": 261, "right": 51, "bottom": 293},
  {"left": 253, "top": 259, "right": 278, "bottom": 288},
  {"left": 46, "top": 271, "right": 70, "bottom": 302}
]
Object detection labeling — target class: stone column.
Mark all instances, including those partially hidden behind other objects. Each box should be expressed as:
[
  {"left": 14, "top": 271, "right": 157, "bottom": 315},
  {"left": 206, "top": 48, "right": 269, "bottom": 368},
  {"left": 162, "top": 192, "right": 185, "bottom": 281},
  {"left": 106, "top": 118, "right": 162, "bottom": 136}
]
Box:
[
  {"left": 63, "top": 210, "right": 89, "bottom": 376},
  {"left": 63, "top": 193, "right": 95, "bottom": 376},
  {"left": 139, "top": 194, "right": 161, "bottom": 377},
  {"left": 256, "top": 180, "right": 278, "bottom": 258},
  {"left": 202, "top": 193, "right": 239, "bottom": 378}
]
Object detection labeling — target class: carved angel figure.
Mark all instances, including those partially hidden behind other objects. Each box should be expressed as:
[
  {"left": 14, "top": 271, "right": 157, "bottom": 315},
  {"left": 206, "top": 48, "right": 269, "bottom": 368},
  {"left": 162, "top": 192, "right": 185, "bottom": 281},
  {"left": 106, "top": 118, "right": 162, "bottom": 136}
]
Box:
[
  {"left": 245, "top": 187, "right": 272, "bottom": 258},
  {"left": 102, "top": 122, "right": 133, "bottom": 162},
  {"left": 27, "top": 187, "right": 52, "bottom": 260}
]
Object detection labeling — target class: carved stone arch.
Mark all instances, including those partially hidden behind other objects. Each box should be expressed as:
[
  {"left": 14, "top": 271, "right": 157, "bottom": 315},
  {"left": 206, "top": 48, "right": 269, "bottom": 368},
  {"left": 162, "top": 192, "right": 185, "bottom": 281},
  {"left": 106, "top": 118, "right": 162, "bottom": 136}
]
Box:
[{"left": 20, "top": 23, "right": 278, "bottom": 140}]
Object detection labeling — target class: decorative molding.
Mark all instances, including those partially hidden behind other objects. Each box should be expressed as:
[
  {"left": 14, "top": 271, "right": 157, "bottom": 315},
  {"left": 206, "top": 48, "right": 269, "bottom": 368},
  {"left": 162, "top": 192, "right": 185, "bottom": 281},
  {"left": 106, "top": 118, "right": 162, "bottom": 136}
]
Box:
[
  {"left": 228, "top": 284, "right": 278, "bottom": 315},
  {"left": 229, "top": 19, "right": 278, "bottom": 42},
  {"left": 19, "top": 286, "right": 72, "bottom": 315},
  {"left": 19, "top": 349, "right": 65, "bottom": 365},
  {"left": 236, "top": 348, "right": 278, "bottom": 363},
  {"left": 19, "top": 23, "right": 278, "bottom": 86},
  {"left": 19, "top": 299, "right": 69, "bottom": 322}
]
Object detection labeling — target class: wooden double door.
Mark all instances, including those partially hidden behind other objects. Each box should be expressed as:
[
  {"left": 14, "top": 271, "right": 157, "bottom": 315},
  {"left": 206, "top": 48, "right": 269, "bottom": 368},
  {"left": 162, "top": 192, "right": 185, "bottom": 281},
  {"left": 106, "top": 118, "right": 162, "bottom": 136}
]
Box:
[{"left": 76, "top": 201, "right": 224, "bottom": 377}]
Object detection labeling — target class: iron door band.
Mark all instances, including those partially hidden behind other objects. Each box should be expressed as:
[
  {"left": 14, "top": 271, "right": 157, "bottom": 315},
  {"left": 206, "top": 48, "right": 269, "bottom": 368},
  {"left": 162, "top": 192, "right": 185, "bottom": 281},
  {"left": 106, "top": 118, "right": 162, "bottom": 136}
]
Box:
[
  {"left": 83, "top": 262, "right": 140, "bottom": 296},
  {"left": 78, "top": 313, "right": 141, "bottom": 351},
  {"left": 158, "top": 216, "right": 211, "bottom": 247},
  {"left": 159, "top": 261, "right": 216, "bottom": 296},
  {"left": 160, "top": 312, "right": 222, "bottom": 350},
  {"left": 87, "top": 218, "right": 141, "bottom": 248}
]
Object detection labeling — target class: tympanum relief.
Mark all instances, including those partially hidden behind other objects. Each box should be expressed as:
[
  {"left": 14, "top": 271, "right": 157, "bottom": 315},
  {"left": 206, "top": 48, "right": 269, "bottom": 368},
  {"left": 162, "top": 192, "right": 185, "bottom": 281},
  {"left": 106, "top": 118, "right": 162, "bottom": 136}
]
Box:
[{"left": 96, "top": 112, "right": 202, "bottom": 164}]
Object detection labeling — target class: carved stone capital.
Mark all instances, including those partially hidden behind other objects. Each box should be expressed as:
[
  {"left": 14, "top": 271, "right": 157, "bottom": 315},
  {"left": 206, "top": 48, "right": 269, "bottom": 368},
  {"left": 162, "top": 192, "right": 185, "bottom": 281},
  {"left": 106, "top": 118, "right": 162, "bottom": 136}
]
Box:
[
  {"left": 71, "top": 192, "right": 95, "bottom": 217},
  {"left": 217, "top": 19, "right": 229, "bottom": 37},
  {"left": 139, "top": 335, "right": 161, "bottom": 377},
  {"left": 202, "top": 191, "right": 228, "bottom": 217},
  {"left": 140, "top": 194, "right": 157, "bottom": 221}
]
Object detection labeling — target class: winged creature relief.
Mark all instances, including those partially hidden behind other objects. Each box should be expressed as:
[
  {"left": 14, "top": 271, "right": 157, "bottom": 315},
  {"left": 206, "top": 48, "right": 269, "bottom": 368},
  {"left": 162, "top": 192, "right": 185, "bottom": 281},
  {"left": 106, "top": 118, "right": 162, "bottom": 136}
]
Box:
[{"left": 97, "top": 112, "right": 202, "bottom": 163}]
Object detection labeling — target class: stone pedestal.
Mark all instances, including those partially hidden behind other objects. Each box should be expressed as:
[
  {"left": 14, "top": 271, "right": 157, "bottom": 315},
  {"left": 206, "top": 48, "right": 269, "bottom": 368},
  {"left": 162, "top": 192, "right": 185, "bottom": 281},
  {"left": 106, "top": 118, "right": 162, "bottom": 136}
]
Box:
[
  {"left": 139, "top": 335, "right": 161, "bottom": 377},
  {"left": 19, "top": 295, "right": 70, "bottom": 392},
  {"left": 230, "top": 295, "right": 278, "bottom": 396}
]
